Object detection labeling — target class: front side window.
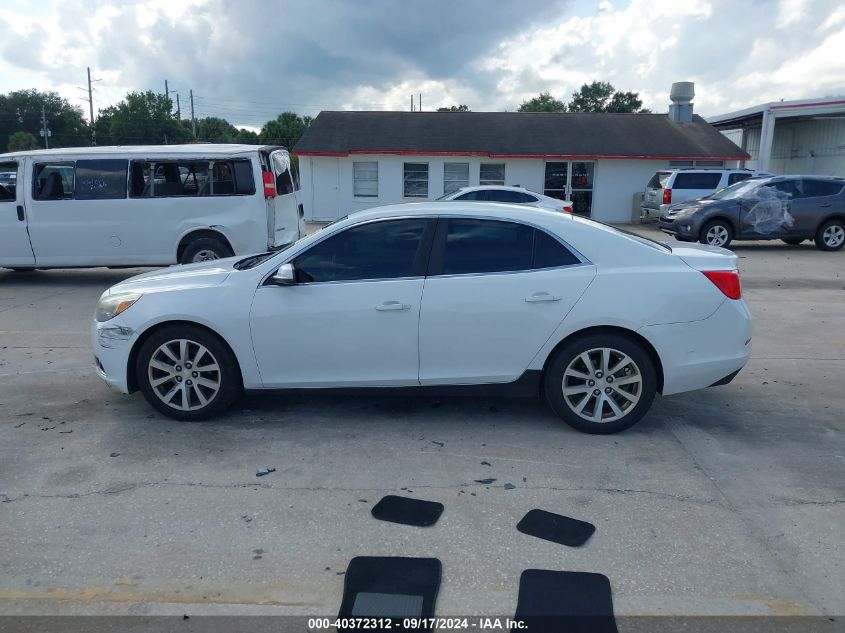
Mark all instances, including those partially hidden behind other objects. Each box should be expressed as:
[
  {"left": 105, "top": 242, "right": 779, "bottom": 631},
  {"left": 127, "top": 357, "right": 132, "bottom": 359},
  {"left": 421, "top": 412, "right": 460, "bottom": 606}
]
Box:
[
  {"left": 443, "top": 162, "right": 469, "bottom": 194},
  {"left": 294, "top": 219, "right": 430, "bottom": 283},
  {"left": 74, "top": 159, "right": 128, "bottom": 200},
  {"left": 353, "top": 161, "right": 378, "bottom": 197},
  {"left": 480, "top": 163, "right": 505, "bottom": 186},
  {"left": 33, "top": 163, "right": 75, "bottom": 201},
  {"left": 403, "top": 163, "right": 428, "bottom": 197}
]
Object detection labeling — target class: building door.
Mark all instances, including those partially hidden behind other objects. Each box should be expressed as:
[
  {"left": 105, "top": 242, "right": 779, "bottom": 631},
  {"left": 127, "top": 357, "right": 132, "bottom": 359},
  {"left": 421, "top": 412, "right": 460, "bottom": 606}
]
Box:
[
  {"left": 544, "top": 161, "right": 595, "bottom": 217},
  {"left": 311, "top": 157, "right": 340, "bottom": 220}
]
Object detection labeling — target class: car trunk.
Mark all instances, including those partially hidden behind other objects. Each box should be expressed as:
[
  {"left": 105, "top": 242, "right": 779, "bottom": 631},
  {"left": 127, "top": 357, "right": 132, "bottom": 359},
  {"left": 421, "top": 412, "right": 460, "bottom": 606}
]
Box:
[{"left": 670, "top": 242, "right": 738, "bottom": 271}]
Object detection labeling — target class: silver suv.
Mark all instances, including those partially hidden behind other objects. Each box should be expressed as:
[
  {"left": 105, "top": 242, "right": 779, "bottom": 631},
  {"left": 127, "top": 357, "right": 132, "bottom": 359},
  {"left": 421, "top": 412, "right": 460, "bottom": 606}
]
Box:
[{"left": 641, "top": 169, "right": 767, "bottom": 220}]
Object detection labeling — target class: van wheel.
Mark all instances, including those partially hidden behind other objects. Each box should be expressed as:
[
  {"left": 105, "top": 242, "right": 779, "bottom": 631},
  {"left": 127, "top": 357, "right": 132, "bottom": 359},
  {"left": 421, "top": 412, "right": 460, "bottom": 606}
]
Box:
[
  {"left": 700, "top": 219, "right": 733, "bottom": 248},
  {"left": 136, "top": 325, "right": 242, "bottom": 421},
  {"left": 180, "top": 237, "right": 233, "bottom": 264},
  {"left": 782, "top": 238, "right": 805, "bottom": 245},
  {"left": 544, "top": 333, "right": 657, "bottom": 434},
  {"left": 814, "top": 219, "right": 845, "bottom": 251}
]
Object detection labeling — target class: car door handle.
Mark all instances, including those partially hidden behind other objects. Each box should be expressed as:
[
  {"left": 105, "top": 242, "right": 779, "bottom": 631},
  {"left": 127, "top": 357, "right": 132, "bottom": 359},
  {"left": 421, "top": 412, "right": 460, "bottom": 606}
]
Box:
[
  {"left": 525, "top": 292, "right": 562, "bottom": 303},
  {"left": 17, "top": 205, "right": 25, "bottom": 221},
  {"left": 375, "top": 301, "right": 411, "bottom": 311},
  {"left": 819, "top": 203, "right": 832, "bottom": 208}
]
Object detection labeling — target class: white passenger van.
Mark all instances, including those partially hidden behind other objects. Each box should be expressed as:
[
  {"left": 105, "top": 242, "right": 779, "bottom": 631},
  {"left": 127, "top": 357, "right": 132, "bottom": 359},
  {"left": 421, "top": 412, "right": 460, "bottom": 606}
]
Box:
[{"left": 0, "top": 144, "right": 305, "bottom": 269}]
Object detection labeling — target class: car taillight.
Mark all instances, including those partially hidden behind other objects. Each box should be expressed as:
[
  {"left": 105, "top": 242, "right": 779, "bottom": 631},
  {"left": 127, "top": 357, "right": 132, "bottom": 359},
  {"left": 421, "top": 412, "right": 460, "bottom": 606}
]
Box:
[
  {"left": 702, "top": 270, "right": 741, "bottom": 300},
  {"left": 562, "top": 205, "right": 573, "bottom": 213},
  {"left": 263, "top": 171, "right": 276, "bottom": 198},
  {"left": 662, "top": 188, "right": 672, "bottom": 205}
]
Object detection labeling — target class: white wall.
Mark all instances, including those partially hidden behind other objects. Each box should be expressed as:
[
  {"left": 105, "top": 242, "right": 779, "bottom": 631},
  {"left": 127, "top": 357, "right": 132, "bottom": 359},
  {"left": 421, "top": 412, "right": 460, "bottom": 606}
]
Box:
[
  {"left": 732, "top": 118, "right": 845, "bottom": 176},
  {"left": 300, "top": 154, "right": 672, "bottom": 224}
]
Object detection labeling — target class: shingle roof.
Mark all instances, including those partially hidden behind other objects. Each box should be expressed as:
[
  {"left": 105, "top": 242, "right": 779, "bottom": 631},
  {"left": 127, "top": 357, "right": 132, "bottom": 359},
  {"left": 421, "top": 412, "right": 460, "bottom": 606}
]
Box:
[{"left": 294, "top": 111, "right": 748, "bottom": 160}]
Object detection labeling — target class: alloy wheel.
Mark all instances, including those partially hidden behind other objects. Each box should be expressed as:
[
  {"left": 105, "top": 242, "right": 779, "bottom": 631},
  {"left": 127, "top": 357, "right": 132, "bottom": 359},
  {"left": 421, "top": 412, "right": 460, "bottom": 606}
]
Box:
[
  {"left": 823, "top": 224, "right": 845, "bottom": 248},
  {"left": 192, "top": 249, "right": 220, "bottom": 262},
  {"left": 561, "top": 347, "right": 642, "bottom": 423},
  {"left": 147, "top": 339, "right": 221, "bottom": 411},
  {"left": 705, "top": 225, "right": 729, "bottom": 247}
]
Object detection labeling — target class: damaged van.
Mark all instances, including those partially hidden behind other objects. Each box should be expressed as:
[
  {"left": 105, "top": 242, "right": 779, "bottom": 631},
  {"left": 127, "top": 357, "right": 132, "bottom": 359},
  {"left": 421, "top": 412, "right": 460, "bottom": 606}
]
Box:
[
  {"left": 658, "top": 175, "right": 845, "bottom": 250},
  {"left": 0, "top": 144, "right": 305, "bottom": 270}
]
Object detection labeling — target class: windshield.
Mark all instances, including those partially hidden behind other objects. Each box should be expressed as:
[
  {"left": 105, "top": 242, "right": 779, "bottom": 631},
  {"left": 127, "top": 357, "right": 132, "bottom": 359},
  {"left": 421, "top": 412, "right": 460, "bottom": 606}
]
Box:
[
  {"left": 436, "top": 191, "right": 457, "bottom": 200},
  {"left": 707, "top": 179, "right": 762, "bottom": 200}
]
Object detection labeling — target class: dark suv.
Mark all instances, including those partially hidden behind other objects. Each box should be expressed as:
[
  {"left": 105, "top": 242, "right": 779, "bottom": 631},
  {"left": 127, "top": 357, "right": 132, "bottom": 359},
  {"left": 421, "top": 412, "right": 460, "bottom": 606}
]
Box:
[{"left": 658, "top": 175, "right": 845, "bottom": 251}]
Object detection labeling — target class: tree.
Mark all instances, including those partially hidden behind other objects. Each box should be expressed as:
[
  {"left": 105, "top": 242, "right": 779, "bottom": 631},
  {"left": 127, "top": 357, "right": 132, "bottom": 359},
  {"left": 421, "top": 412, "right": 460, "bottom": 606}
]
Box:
[
  {"left": 7, "top": 131, "right": 38, "bottom": 152},
  {"left": 233, "top": 128, "right": 260, "bottom": 144},
  {"left": 437, "top": 104, "right": 470, "bottom": 112},
  {"left": 196, "top": 117, "right": 238, "bottom": 143},
  {"left": 259, "top": 112, "right": 312, "bottom": 147},
  {"left": 0, "top": 89, "right": 91, "bottom": 148},
  {"left": 95, "top": 91, "right": 190, "bottom": 145},
  {"left": 517, "top": 92, "right": 567, "bottom": 112},
  {"left": 567, "top": 81, "right": 649, "bottom": 113}
]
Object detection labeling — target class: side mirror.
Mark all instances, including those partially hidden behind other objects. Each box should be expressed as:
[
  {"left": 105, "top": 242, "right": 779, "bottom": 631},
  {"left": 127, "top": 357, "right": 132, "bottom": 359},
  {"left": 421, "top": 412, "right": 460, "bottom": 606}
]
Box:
[{"left": 271, "top": 263, "right": 296, "bottom": 285}]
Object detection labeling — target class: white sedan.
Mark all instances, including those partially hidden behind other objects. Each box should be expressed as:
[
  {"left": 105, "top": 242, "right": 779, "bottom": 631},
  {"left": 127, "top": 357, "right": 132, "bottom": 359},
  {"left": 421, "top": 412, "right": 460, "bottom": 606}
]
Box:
[
  {"left": 437, "top": 185, "right": 573, "bottom": 213},
  {"left": 92, "top": 202, "right": 751, "bottom": 434}
]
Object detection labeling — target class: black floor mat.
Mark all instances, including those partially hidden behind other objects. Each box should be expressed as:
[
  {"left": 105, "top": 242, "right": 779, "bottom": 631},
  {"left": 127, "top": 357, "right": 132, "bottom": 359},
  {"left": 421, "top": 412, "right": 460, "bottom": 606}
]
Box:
[
  {"left": 338, "top": 556, "right": 441, "bottom": 631},
  {"left": 517, "top": 509, "right": 595, "bottom": 547},
  {"left": 371, "top": 495, "right": 444, "bottom": 527},
  {"left": 515, "top": 569, "right": 617, "bottom": 633}
]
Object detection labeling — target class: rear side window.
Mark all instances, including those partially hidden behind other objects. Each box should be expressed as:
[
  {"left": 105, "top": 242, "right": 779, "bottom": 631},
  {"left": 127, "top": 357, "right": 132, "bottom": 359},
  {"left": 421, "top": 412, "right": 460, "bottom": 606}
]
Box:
[
  {"left": 727, "top": 173, "right": 753, "bottom": 186},
  {"left": 647, "top": 171, "right": 671, "bottom": 189},
  {"left": 437, "top": 219, "right": 578, "bottom": 275},
  {"left": 803, "top": 179, "right": 843, "bottom": 197},
  {"left": 454, "top": 191, "right": 481, "bottom": 201},
  {"left": 129, "top": 159, "right": 255, "bottom": 197},
  {"left": 294, "top": 219, "right": 430, "bottom": 283},
  {"left": 74, "top": 159, "right": 128, "bottom": 200},
  {"left": 33, "top": 163, "right": 75, "bottom": 201},
  {"left": 672, "top": 172, "right": 723, "bottom": 190},
  {"left": 484, "top": 190, "right": 538, "bottom": 203}
]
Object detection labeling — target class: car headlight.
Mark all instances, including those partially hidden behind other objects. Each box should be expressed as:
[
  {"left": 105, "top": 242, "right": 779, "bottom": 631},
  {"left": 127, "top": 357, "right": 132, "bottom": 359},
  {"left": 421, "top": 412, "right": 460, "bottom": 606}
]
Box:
[{"left": 95, "top": 293, "right": 142, "bottom": 322}]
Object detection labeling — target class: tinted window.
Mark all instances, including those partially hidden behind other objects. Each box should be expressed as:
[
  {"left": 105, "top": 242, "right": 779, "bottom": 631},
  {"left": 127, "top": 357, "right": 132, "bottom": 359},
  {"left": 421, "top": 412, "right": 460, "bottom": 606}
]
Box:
[
  {"left": 0, "top": 162, "right": 15, "bottom": 201},
  {"left": 294, "top": 219, "right": 429, "bottom": 283},
  {"left": 534, "top": 230, "right": 579, "bottom": 268},
  {"left": 769, "top": 179, "right": 802, "bottom": 198},
  {"left": 454, "top": 191, "right": 481, "bottom": 201},
  {"left": 73, "top": 159, "right": 128, "bottom": 200},
  {"left": 403, "top": 163, "right": 428, "bottom": 197},
  {"left": 129, "top": 159, "right": 254, "bottom": 197},
  {"left": 33, "top": 163, "right": 74, "bottom": 200},
  {"left": 441, "top": 219, "right": 533, "bottom": 275},
  {"left": 647, "top": 171, "right": 671, "bottom": 189},
  {"left": 672, "top": 172, "right": 722, "bottom": 189},
  {"left": 727, "top": 173, "right": 753, "bottom": 186},
  {"left": 803, "top": 179, "right": 843, "bottom": 198},
  {"left": 485, "top": 190, "right": 537, "bottom": 203}
]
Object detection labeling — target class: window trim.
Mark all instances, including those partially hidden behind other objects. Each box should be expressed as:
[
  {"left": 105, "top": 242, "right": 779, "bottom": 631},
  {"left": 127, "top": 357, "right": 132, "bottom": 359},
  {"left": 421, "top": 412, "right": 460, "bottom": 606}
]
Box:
[
  {"left": 32, "top": 161, "right": 77, "bottom": 201},
  {"left": 73, "top": 158, "right": 129, "bottom": 201},
  {"left": 128, "top": 158, "right": 256, "bottom": 199},
  {"left": 403, "top": 162, "right": 429, "bottom": 198},
  {"left": 426, "top": 215, "right": 590, "bottom": 278},
  {"left": 352, "top": 161, "right": 379, "bottom": 198}
]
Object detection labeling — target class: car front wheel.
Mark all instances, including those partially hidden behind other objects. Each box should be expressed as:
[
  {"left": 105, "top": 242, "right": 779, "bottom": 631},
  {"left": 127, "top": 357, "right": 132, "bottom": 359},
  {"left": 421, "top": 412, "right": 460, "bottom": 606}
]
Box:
[
  {"left": 700, "top": 219, "right": 733, "bottom": 248},
  {"left": 136, "top": 325, "right": 242, "bottom": 420},
  {"left": 544, "top": 333, "right": 657, "bottom": 434},
  {"left": 814, "top": 219, "right": 845, "bottom": 251}
]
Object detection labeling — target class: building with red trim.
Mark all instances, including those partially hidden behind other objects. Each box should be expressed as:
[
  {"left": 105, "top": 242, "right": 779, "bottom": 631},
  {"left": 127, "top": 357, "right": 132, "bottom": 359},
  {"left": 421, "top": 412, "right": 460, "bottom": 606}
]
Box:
[{"left": 294, "top": 106, "right": 748, "bottom": 223}]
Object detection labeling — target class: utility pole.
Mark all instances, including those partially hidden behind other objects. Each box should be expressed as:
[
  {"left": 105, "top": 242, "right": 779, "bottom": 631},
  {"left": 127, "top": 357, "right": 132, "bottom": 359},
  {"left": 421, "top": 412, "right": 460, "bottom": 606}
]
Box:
[
  {"left": 165, "top": 79, "right": 169, "bottom": 100},
  {"left": 410, "top": 94, "right": 414, "bottom": 112},
  {"left": 40, "top": 105, "right": 50, "bottom": 149},
  {"left": 419, "top": 93, "right": 422, "bottom": 112},
  {"left": 190, "top": 89, "right": 196, "bottom": 138},
  {"left": 87, "top": 67, "right": 96, "bottom": 145},
  {"left": 175, "top": 93, "right": 181, "bottom": 120}
]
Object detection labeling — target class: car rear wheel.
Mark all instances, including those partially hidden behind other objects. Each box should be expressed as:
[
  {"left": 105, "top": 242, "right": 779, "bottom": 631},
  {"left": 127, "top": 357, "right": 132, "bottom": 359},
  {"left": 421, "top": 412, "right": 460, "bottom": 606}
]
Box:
[
  {"left": 814, "top": 219, "right": 845, "bottom": 251},
  {"left": 544, "top": 333, "right": 657, "bottom": 434},
  {"left": 136, "top": 325, "right": 242, "bottom": 420},
  {"left": 699, "top": 219, "right": 733, "bottom": 248},
  {"left": 782, "top": 238, "right": 805, "bottom": 245},
  {"left": 180, "top": 237, "right": 233, "bottom": 264}
]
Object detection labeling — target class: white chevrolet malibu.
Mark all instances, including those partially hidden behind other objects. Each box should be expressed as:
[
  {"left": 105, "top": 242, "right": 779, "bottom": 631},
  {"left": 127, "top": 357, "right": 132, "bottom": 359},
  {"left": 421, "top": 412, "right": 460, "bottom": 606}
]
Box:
[{"left": 92, "top": 202, "right": 751, "bottom": 434}]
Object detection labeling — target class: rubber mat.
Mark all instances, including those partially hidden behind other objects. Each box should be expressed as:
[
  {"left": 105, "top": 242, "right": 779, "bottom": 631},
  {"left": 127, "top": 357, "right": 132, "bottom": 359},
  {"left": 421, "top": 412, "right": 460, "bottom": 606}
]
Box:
[
  {"left": 337, "top": 556, "right": 441, "bottom": 631},
  {"left": 515, "top": 569, "right": 617, "bottom": 633},
  {"left": 371, "top": 495, "right": 444, "bottom": 527},
  {"left": 517, "top": 509, "right": 595, "bottom": 547}
]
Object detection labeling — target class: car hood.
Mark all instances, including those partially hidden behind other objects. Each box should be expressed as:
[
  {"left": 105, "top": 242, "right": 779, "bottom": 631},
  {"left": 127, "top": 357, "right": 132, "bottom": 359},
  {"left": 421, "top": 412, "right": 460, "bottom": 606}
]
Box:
[
  {"left": 666, "top": 198, "right": 719, "bottom": 214},
  {"left": 670, "top": 242, "right": 738, "bottom": 272},
  {"left": 104, "top": 257, "right": 239, "bottom": 296}
]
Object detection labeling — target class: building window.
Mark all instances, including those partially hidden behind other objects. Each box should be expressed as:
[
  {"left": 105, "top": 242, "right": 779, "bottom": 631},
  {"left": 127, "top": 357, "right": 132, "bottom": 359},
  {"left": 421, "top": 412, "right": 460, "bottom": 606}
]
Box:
[
  {"left": 669, "top": 160, "right": 694, "bottom": 168},
  {"left": 403, "top": 162, "right": 428, "bottom": 198},
  {"left": 695, "top": 160, "right": 724, "bottom": 167},
  {"left": 443, "top": 162, "right": 469, "bottom": 194},
  {"left": 353, "top": 161, "right": 378, "bottom": 197},
  {"left": 480, "top": 163, "right": 505, "bottom": 186}
]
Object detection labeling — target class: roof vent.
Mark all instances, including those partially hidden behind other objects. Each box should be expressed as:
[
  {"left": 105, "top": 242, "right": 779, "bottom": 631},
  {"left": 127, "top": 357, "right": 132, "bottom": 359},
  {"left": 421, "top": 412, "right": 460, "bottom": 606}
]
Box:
[{"left": 669, "top": 81, "right": 695, "bottom": 123}]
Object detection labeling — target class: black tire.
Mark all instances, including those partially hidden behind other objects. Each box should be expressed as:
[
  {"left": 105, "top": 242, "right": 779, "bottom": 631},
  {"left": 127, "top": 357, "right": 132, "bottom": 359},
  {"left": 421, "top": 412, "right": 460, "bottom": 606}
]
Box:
[
  {"left": 136, "top": 324, "right": 242, "bottom": 421},
  {"left": 782, "top": 238, "right": 805, "bottom": 245},
  {"left": 544, "top": 333, "right": 657, "bottom": 434},
  {"left": 180, "top": 237, "right": 233, "bottom": 264},
  {"left": 814, "top": 219, "right": 845, "bottom": 251},
  {"left": 699, "top": 219, "right": 733, "bottom": 248}
]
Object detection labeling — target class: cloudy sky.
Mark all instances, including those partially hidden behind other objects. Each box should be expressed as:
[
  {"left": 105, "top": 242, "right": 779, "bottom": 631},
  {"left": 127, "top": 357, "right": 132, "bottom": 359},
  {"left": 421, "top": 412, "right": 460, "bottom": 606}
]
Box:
[{"left": 1, "top": 0, "right": 843, "bottom": 129}]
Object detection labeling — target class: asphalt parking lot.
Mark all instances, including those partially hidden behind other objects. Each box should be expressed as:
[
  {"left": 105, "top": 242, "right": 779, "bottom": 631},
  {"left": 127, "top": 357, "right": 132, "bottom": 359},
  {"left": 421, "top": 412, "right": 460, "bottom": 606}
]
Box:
[{"left": 0, "top": 225, "right": 843, "bottom": 623}]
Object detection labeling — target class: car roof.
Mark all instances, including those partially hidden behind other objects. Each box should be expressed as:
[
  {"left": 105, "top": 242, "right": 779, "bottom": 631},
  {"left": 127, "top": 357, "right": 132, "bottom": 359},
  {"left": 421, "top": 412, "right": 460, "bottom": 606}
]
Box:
[
  {"left": 349, "top": 201, "right": 567, "bottom": 223},
  {"left": 0, "top": 144, "right": 284, "bottom": 160},
  {"left": 456, "top": 185, "right": 534, "bottom": 192}
]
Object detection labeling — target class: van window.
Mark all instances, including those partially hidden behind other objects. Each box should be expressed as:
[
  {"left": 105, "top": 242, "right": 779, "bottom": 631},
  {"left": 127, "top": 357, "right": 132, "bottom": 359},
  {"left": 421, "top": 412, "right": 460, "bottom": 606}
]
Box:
[
  {"left": 0, "top": 162, "right": 16, "bottom": 201},
  {"left": 129, "top": 159, "right": 255, "bottom": 197},
  {"left": 34, "top": 163, "right": 74, "bottom": 201},
  {"left": 74, "top": 159, "right": 128, "bottom": 200},
  {"left": 672, "top": 172, "right": 722, "bottom": 190}
]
